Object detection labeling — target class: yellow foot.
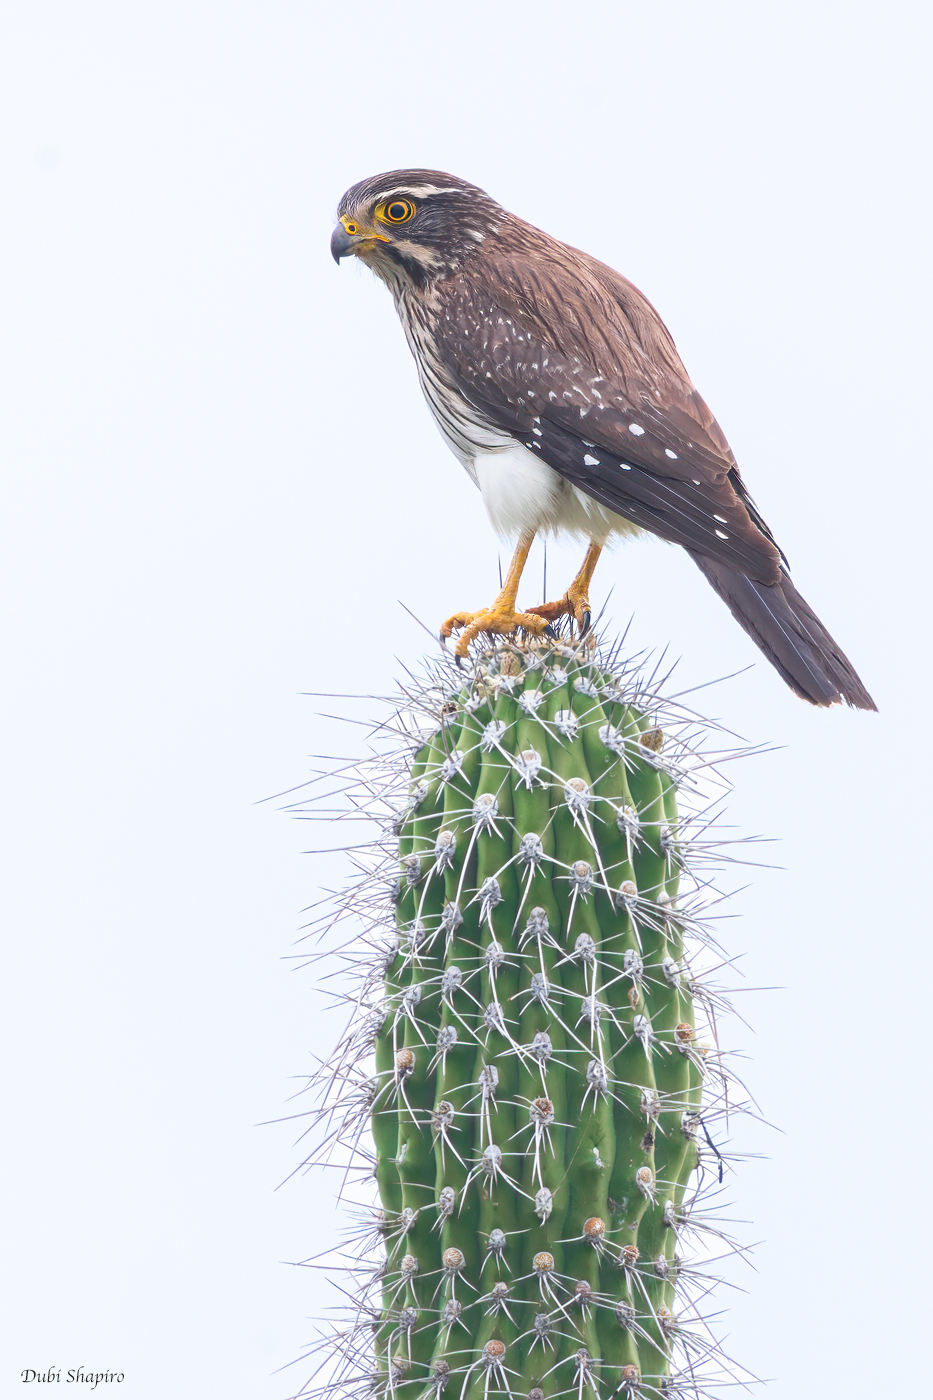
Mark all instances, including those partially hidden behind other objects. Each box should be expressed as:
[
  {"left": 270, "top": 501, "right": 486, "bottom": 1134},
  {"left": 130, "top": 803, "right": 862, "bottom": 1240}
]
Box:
[
  {"left": 440, "top": 604, "right": 550, "bottom": 659},
  {"left": 525, "top": 587, "right": 593, "bottom": 636}
]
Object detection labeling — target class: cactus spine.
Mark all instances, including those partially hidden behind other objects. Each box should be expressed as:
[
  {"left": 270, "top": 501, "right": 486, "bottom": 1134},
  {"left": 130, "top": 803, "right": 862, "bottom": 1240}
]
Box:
[{"left": 294, "top": 637, "right": 752, "bottom": 1400}]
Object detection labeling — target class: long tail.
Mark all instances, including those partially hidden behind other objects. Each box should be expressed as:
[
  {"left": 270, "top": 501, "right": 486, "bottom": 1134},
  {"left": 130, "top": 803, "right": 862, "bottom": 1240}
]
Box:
[{"left": 688, "top": 552, "right": 877, "bottom": 710}]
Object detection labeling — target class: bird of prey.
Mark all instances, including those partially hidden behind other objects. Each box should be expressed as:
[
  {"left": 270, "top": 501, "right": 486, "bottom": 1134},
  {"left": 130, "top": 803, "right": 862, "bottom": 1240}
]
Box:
[{"left": 331, "top": 169, "right": 874, "bottom": 710}]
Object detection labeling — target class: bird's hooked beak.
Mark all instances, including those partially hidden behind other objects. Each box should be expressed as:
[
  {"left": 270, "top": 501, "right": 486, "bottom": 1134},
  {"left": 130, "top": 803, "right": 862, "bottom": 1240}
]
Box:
[{"left": 331, "top": 215, "right": 389, "bottom": 263}]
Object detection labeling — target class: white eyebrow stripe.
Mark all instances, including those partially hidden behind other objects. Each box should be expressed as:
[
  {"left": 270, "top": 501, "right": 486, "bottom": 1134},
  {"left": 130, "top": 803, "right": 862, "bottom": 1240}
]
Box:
[{"left": 374, "top": 184, "right": 453, "bottom": 198}]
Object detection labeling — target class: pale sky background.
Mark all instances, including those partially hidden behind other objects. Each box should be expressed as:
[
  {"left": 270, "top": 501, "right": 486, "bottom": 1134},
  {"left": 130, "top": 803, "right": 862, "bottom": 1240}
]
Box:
[{"left": 1, "top": 3, "right": 930, "bottom": 1398}]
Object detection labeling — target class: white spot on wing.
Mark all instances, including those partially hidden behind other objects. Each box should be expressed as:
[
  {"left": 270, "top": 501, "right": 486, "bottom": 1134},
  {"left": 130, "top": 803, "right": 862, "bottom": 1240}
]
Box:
[
  {"left": 629, "top": 424, "right": 645, "bottom": 436},
  {"left": 715, "top": 529, "right": 729, "bottom": 539},
  {"left": 665, "top": 449, "right": 678, "bottom": 459},
  {"left": 583, "top": 454, "right": 600, "bottom": 466}
]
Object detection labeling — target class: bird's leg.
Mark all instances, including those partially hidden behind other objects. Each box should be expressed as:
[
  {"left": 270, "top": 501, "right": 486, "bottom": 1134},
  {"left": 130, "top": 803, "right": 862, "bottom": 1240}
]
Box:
[
  {"left": 525, "top": 540, "right": 603, "bottom": 636},
  {"left": 440, "top": 530, "right": 550, "bottom": 659}
]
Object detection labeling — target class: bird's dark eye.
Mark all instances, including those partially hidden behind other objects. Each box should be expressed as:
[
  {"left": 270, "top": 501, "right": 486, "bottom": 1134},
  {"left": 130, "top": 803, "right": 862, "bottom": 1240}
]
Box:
[{"left": 381, "top": 199, "right": 415, "bottom": 224}]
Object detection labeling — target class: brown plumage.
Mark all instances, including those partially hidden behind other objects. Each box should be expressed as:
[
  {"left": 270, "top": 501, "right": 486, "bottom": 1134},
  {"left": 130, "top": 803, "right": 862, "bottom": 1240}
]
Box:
[{"left": 331, "top": 169, "right": 875, "bottom": 710}]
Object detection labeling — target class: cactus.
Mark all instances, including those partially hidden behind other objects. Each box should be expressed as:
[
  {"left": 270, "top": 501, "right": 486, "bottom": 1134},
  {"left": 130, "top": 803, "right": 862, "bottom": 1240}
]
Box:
[{"left": 290, "top": 636, "right": 755, "bottom": 1400}]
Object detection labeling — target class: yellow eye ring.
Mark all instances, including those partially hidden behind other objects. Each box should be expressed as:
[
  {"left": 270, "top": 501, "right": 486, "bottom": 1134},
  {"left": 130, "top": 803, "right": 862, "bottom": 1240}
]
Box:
[{"left": 380, "top": 199, "right": 415, "bottom": 225}]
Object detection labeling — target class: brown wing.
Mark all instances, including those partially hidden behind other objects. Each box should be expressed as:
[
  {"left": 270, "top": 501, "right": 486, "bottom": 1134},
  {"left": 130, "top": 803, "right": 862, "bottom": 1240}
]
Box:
[{"left": 434, "top": 244, "right": 785, "bottom": 585}]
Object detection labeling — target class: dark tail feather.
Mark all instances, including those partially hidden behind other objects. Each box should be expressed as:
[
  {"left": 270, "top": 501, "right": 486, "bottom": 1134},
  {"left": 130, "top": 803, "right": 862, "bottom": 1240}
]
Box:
[{"left": 688, "top": 552, "right": 877, "bottom": 710}]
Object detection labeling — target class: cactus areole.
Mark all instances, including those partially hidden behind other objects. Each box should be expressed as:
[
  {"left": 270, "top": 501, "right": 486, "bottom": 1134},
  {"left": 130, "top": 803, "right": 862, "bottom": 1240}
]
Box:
[{"left": 296, "top": 637, "right": 751, "bottom": 1400}]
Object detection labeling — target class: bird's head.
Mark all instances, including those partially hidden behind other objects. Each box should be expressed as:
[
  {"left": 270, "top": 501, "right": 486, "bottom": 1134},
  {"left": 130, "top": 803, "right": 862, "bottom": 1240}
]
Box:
[{"left": 331, "top": 169, "right": 503, "bottom": 287}]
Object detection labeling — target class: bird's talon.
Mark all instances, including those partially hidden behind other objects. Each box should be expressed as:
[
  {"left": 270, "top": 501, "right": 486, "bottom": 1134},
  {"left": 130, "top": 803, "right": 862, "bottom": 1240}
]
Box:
[
  {"left": 527, "top": 590, "right": 593, "bottom": 638},
  {"left": 439, "top": 602, "right": 549, "bottom": 659}
]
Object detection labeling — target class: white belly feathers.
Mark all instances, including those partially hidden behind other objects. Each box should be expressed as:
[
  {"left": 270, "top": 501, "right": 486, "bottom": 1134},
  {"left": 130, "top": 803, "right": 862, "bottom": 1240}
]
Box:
[{"left": 472, "top": 443, "right": 641, "bottom": 545}]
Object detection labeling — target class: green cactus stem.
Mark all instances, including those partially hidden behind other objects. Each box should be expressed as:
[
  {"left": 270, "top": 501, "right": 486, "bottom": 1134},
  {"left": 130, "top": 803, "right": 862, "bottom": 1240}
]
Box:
[{"left": 290, "top": 636, "right": 756, "bottom": 1400}]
